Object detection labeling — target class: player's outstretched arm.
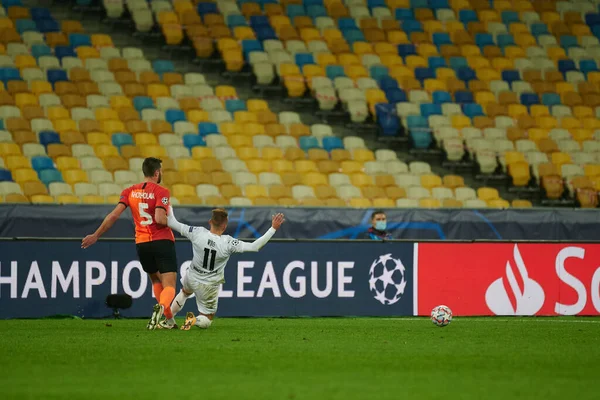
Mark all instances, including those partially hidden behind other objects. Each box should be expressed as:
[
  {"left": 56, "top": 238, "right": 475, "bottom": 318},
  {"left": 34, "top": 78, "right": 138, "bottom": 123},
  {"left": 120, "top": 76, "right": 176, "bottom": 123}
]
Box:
[
  {"left": 81, "top": 204, "right": 126, "bottom": 249},
  {"left": 166, "top": 205, "right": 197, "bottom": 239},
  {"left": 233, "top": 213, "right": 285, "bottom": 253}
]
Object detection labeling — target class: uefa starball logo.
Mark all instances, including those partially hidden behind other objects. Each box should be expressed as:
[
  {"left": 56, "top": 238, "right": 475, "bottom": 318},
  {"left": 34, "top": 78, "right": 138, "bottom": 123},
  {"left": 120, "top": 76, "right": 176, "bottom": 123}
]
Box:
[
  {"left": 368, "top": 253, "right": 407, "bottom": 305},
  {"left": 485, "top": 244, "right": 545, "bottom": 315}
]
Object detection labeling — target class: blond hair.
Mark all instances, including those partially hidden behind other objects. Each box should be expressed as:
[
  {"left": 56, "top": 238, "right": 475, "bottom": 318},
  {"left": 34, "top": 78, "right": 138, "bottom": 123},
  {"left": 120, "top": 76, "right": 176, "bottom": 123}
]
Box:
[{"left": 211, "top": 208, "right": 228, "bottom": 227}]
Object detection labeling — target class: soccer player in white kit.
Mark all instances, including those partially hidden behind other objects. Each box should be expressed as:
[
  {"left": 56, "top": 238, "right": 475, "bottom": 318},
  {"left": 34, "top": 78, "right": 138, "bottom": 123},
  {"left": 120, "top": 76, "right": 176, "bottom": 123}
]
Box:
[{"left": 159, "top": 205, "right": 285, "bottom": 330}]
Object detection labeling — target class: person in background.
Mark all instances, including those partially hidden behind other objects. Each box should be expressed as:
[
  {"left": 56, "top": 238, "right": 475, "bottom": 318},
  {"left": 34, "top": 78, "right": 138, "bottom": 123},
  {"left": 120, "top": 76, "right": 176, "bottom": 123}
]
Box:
[{"left": 362, "top": 210, "right": 392, "bottom": 240}]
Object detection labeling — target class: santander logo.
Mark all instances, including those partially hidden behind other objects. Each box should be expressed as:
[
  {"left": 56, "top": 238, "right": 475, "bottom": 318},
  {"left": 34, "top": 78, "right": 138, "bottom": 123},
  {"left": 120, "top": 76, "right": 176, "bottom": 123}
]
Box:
[{"left": 485, "top": 244, "right": 545, "bottom": 315}]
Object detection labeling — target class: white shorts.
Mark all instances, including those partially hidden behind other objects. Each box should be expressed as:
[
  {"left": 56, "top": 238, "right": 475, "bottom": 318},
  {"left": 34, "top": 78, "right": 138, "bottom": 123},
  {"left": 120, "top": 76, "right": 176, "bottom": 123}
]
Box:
[{"left": 182, "top": 273, "right": 220, "bottom": 315}]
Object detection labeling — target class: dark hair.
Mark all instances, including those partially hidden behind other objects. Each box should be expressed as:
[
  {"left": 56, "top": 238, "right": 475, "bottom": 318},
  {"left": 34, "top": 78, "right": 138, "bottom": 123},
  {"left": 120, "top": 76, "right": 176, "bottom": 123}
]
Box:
[
  {"left": 371, "top": 210, "right": 386, "bottom": 220},
  {"left": 142, "top": 157, "right": 162, "bottom": 177},
  {"left": 211, "top": 208, "right": 229, "bottom": 226}
]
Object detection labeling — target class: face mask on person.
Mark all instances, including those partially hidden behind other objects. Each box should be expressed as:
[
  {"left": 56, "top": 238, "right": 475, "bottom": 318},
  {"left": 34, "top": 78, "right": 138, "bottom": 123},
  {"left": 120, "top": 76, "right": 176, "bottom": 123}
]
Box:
[{"left": 375, "top": 221, "right": 387, "bottom": 231}]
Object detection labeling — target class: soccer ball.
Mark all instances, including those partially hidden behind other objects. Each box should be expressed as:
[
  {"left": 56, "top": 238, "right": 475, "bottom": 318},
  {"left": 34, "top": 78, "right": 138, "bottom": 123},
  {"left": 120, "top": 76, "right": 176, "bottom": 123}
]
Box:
[
  {"left": 431, "top": 305, "right": 452, "bottom": 327},
  {"left": 368, "top": 253, "right": 407, "bottom": 305}
]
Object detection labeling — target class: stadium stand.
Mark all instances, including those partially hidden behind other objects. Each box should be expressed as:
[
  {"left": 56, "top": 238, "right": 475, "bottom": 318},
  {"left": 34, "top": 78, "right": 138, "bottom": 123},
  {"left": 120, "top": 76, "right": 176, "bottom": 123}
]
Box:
[{"left": 0, "top": 0, "right": 598, "bottom": 209}]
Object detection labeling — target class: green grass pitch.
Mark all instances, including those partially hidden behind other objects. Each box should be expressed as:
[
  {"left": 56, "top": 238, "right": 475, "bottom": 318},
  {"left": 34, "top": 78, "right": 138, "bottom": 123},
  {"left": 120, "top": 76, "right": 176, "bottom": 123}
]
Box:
[{"left": 1, "top": 317, "right": 599, "bottom": 400}]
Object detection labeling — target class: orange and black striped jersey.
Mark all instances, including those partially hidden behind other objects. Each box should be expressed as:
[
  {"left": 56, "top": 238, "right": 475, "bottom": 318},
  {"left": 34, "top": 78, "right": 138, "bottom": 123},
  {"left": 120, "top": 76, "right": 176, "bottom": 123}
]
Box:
[{"left": 119, "top": 182, "right": 175, "bottom": 244}]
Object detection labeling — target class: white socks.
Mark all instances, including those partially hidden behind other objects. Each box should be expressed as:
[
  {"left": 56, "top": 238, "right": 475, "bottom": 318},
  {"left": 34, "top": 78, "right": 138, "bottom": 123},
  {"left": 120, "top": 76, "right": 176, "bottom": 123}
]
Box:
[{"left": 170, "top": 290, "right": 192, "bottom": 317}]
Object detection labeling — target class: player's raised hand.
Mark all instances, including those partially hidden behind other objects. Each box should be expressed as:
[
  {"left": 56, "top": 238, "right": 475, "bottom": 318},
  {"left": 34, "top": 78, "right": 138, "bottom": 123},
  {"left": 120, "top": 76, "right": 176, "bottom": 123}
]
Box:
[
  {"left": 81, "top": 234, "right": 98, "bottom": 249},
  {"left": 271, "top": 213, "right": 285, "bottom": 230}
]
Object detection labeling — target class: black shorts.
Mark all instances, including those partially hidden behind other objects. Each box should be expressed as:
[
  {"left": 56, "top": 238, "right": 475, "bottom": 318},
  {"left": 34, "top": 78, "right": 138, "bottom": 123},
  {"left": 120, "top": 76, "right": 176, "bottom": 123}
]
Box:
[{"left": 136, "top": 239, "right": 177, "bottom": 275}]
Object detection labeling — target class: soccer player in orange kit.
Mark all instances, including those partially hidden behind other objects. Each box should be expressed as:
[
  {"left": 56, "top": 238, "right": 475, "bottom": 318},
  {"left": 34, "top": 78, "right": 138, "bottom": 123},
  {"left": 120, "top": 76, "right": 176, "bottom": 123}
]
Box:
[{"left": 81, "top": 157, "right": 177, "bottom": 330}]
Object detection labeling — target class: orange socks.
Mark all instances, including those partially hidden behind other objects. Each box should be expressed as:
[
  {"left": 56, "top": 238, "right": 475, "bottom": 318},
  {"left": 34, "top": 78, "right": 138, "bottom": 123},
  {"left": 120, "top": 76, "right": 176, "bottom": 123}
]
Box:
[
  {"left": 160, "top": 287, "right": 176, "bottom": 319},
  {"left": 152, "top": 283, "right": 163, "bottom": 301}
]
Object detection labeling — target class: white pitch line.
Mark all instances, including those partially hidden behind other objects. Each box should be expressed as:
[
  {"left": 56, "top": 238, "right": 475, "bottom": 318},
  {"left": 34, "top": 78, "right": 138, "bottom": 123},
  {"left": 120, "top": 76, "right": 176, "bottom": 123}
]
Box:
[{"left": 378, "top": 318, "right": 600, "bottom": 324}]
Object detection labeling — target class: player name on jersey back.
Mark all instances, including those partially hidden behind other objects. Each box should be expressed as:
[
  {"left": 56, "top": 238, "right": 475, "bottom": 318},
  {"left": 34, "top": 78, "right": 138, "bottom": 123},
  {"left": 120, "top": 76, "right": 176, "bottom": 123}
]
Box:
[{"left": 130, "top": 192, "right": 155, "bottom": 199}]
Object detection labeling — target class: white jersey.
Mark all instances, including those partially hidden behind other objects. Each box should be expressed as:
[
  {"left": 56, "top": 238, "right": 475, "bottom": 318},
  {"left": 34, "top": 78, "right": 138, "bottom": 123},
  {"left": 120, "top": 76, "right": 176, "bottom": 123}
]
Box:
[{"left": 167, "top": 209, "right": 276, "bottom": 285}]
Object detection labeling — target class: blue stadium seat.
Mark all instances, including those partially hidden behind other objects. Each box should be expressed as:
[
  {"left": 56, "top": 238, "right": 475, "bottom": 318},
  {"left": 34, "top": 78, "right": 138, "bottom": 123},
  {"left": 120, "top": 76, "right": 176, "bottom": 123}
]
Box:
[
  {"left": 429, "top": 0, "right": 449, "bottom": 9},
  {"left": 197, "top": 2, "right": 218, "bottom": 15},
  {"left": 183, "top": 134, "right": 206, "bottom": 150},
  {"left": 242, "top": 40, "right": 262, "bottom": 59},
  {"left": 299, "top": 136, "right": 320, "bottom": 151},
  {"left": 406, "top": 115, "right": 428, "bottom": 130},
  {"left": 15, "top": 19, "right": 37, "bottom": 34},
  {"left": 375, "top": 103, "right": 400, "bottom": 136},
  {"left": 410, "top": 0, "right": 428, "bottom": 8},
  {"left": 530, "top": 23, "right": 549, "bottom": 37},
  {"left": 198, "top": 122, "right": 219, "bottom": 136},
  {"left": 255, "top": 26, "right": 277, "bottom": 41},
  {"left": 428, "top": 56, "right": 447, "bottom": 69},
  {"left": 385, "top": 88, "right": 407, "bottom": 103},
  {"left": 520, "top": 93, "right": 540, "bottom": 106},
  {"left": 343, "top": 29, "right": 366, "bottom": 44},
  {"left": 338, "top": 18, "right": 357, "bottom": 30},
  {"left": 542, "top": 93, "right": 561, "bottom": 106},
  {"left": 502, "top": 70, "right": 520, "bottom": 84},
  {"left": 166, "top": 110, "right": 186, "bottom": 126},
  {"left": 420, "top": 103, "right": 442, "bottom": 117},
  {"left": 475, "top": 33, "right": 494, "bottom": 49},
  {"left": 31, "top": 157, "right": 54, "bottom": 172},
  {"left": 249, "top": 16, "right": 270, "bottom": 27},
  {"left": 227, "top": 15, "right": 248, "bottom": 27},
  {"left": 40, "top": 169, "right": 63, "bottom": 185},
  {"left": 31, "top": 45, "right": 52, "bottom": 60},
  {"left": 378, "top": 77, "right": 399, "bottom": 91},
  {"left": 367, "top": 0, "right": 386, "bottom": 10},
  {"left": 0, "top": 68, "right": 21, "bottom": 83},
  {"left": 558, "top": 60, "right": 577, "bottom": 74},
  {"left": 322, "top": 136, "right": 343, "bottom": 152},
  {"left": 112, "top": 133, "right": 134, "bottom": 148},
  {"left": 30, "top": 7, "right": 52, "bottom": 20},
  {"left": 133, "top": 96, "right": 154, "bottom": 112},
  {"left": 432, "top": 33, "right": 452, "bottom": 47},
  {"left": 579, "top": 60, "right": 598, "bottom": 74},
  {"left": 1, "top": 0, "right": 23, "bottom": 7},
  {"left": 454, "top": 90, "right": 474, "bottom": 104},
  {"left": 54, "top": 46, "right": 76, "bottom": 60},
  {"left": 410, "top": 130, "right": 433, "bottom": 149},
  {"left": 68, "top": 33, "right": 91, "bottom": 48},
  {"left": 449, "top": 57, "right": 468, "bottom": 70},
  {"left": 414, "top": 67, "right": 434, "bottom": 82},
  {"left": 286, "top": 4, "right": 305, "bottom": 18},
  {"left": 397, "top": 44, "right": 417, "bottom": 57},
  {"left": 560, "top": 35, "right": 578, "bottom": 49},
  {"left": 370, "top": 66, "right": 389, "bottom": 81},
  {"left": 38, "top": 131, "right": 60, "bottom": 147},
  {"left": 402, "top": 20, "right": 423, "bottom": 34},
  {"left": 395, "top": 8, "right": 414, "bottom": 21},
  {"left": 462, "top": 103, "right": 484, "bottom": 118},
  {"left": 501, "top": 11, "right": 520, "bottom": 25},
  {"left": 457, "top": 67, "right": 476, "bottom": 82},
  {"left": 585, "top": 13, "right": 600, "bottom": 27},
  {"left": 304, "top": 0, "right": 324, "bottom": 7},
  {"left": 0, "top": 169, "right": 13, "bottom": 182},
  {"left": 459, "top": 9, "right": 478, "bottom": 25},
  {"left": 306, "top": 5, "right": 327, "bottom": 19},
  {"left": 36, "top": 19, "right": 60, "bottom": 33},
  {"left": 497, "top": 34, "right": 515, "bottom": 48},
  {"left": 152, "top": 60, "right": 175, "bottom": 76},
  {"left": 295, "top": 53, "right": 315, "bottom": 69},
  {"left": 326, "top": 65, "right": 345, "bottom": 79},
  {"left": 432, "top": 91, "right": 452, "bottom": 104},
  {"left": 47, "top": 69, "right": 68, "bottom": 86},
  {"left": 225, "top": 99, "right": 247, "bottom": 113}
]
